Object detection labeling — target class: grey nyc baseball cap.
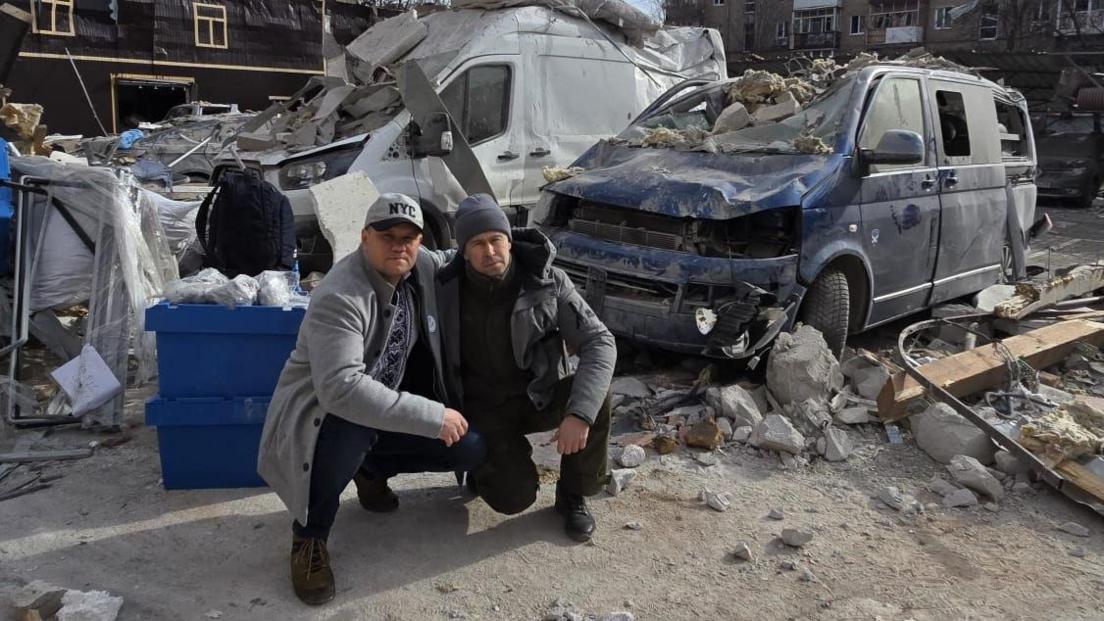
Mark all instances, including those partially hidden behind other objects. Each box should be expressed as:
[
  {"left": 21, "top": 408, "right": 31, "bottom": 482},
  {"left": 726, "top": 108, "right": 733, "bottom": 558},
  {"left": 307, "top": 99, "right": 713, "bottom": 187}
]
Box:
[{"left": 364, "top": 193, "right": 424, "bottom": 231}]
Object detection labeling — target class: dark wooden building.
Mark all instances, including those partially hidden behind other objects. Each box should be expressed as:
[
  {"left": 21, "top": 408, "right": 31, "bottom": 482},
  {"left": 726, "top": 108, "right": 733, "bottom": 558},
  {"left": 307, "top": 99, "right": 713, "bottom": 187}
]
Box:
[{"left": 7, "top": 0, "right": 381, "bottom": 135}]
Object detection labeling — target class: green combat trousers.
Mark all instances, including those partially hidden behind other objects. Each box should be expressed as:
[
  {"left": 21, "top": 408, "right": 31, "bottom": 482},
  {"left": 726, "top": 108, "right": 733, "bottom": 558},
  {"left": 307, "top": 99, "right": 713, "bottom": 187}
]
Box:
[{"left": 466, "top": 377, "right": 612, "bottom": 515}]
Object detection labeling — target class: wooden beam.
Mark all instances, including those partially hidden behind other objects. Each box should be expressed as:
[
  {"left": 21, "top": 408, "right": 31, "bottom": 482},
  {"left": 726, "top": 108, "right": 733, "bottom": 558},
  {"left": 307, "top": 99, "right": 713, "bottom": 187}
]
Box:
[
  {"left": 877, "top": 319, "right": 1104, "bottom": 422},
  {"left": 1056, "top": 460, "right": 1104, "bottom": 506}
]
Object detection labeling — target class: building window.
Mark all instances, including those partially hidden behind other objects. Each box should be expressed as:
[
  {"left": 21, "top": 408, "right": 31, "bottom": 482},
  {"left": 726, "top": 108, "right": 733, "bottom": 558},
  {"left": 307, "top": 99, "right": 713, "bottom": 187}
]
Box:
[
  {"left": 193, "top": 2, "right": 228, "bottom": 49},
  {"left": 745, "top": 1, "right": 755, "bottom": 13},
  {"left": 32, "top": 0, "right": 75, "bottom": 36},
  {"left": 776, "top": 19, "right": 790, "bottom": 40},
  {"left": 978, "top": 11, "right": 999, "bottom": 39},
  {"left": 934, "top": 6, "right": 953, "bottom": 29},
  {"left": 744, "top": 21, "right": 756, "bottom": 49},
  {"left": 794, "top": 8, "right": 837, "bottom": 34},
  {"left": 850, "top": 14, "right": 865, "bottom": 34},
  {"left": 712, "top": 0, "right": 724, "bottom": 6}
]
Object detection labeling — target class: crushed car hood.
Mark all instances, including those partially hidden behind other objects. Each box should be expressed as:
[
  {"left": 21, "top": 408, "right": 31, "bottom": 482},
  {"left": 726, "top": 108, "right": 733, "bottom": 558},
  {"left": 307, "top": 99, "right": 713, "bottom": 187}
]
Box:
[{"left": 546, "top": 141, "right": 840, "bottom": 219}]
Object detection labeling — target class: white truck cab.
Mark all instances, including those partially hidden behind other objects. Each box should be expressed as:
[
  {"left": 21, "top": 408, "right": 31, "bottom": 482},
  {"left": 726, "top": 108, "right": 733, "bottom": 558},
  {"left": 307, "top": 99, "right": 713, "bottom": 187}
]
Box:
[{"left": 214, "top": 6, "right": 725, "bottom": 271}]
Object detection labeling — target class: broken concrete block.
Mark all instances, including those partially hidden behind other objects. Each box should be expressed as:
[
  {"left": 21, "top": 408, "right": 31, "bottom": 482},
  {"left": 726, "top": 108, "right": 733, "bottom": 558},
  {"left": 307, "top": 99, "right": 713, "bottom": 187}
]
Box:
[
  {"left": 687, "top": 418, "right": 725, "bottom": 450},
  {"left": 929, "top": 476, "right": 960, "bottom": 497},
  {"left": 711, "top": 102, "right": 750, "bottom": 134},
  {"left": 878, "top": 486, "right": 920, "bottom": 512},
  {"left": 705, "top": 384, "right": 763, "bottom": 428},
  {"left": 752, "top": 414, "right": 805, "bottom": 455},
  {"left": 343, "top": 85, "right": 401, "bottom": 119},
  {"left": 310, "top": 171, "right": 381, "bottom": 262},
  {"left": 835, "top": 406, "right": 877, "bottom": 425},
  {"left": 822, "top": 427, "right": 853, "bottom": 462},
  {"left": 973, "top": 284, "right": 1017, "bottom": 313},
  {"left": 785, "top": 398, "right": 832, "bottom": 436},
  {"left": 55, "top": 589, "right": 124, "bottom": 621},
  {"left": 732, "top": 541, "right": 754, "bottom": 561},
  {"left": 611, "top": 377, "right": 651, "bottom": 399},
  {"left": 668, "top": 404, "right": 711, "bottom": 426},
  {"left": 942, "top": 488, "right": 979, "bottom": 508},
  {"left": 781, "top": 528, "right": 813, "bottom": 547},
  {"left": 1057, "top": 521, "right": 1090, "bottom": 537},
  {"left": 910, "top": 402, "right": 996, "bottom": 465},
  {"left": 750, "top": 385, "right": 772, "bottom": 413},
  {"left": 766, "top": 325, "right": 843, "bottom": 406},
  {"left": 346, "top": 11, "right": 427, "bottom": 75},
  {"left": 700, "top": 489, "right": 730, "bottom": 512},
  {"left": 311, "top": 84, "right": 357, "bottom": 122},
  {"left": 11, "top": 581, "right": 67, "bottom": 619},
  {"left": 852, "top": 365, "right": 890, "bottom": 401},
  {"left": 732, "top": 425, "right": 752, "bottom": 443},
  {"left": 716, "top": 417, "right": 734, "bottom": 442},
  {"left": 617, "top": 445, "right": 646, "bottom": 468},
  {"left": 0, "top": 102, "right": 44, "bottom": 139},
  {"left": 607, "top": 468, "right": 636, "bottom": 496},
  {"left": 768, "top": 508, "right": 785, "bottom": 520},
  {"left": 947, "top": 455, "right": 1004, "bottom": 501},
  {"left": 751, "top": 97, "right": 800, "bottom": 123}
]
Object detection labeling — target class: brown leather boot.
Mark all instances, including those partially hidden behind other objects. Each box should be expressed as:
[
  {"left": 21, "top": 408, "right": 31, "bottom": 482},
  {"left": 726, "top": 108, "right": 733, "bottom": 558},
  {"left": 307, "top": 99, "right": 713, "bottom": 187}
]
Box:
[
  {"left": 353, "top": 471, "right": 399, "bottom": 512},
  {"left": 290, "top": 535, "right": 335, "bottom": 605}
]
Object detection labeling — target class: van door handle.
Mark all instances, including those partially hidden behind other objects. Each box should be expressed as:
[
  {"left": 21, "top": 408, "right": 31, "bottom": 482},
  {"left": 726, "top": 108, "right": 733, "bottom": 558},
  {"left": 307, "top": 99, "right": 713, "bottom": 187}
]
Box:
[
  {"left": 945, "top": 173, "right": 959, "bottom": 187},
  {"left": 530, "top": 147, "right": 551, "bottom": 157},
  {"left": 497, "top": 151, "right": 519, "bottom": 161},
  {"left": 921, "top": 175, "right": 935, "bottom": 191}
]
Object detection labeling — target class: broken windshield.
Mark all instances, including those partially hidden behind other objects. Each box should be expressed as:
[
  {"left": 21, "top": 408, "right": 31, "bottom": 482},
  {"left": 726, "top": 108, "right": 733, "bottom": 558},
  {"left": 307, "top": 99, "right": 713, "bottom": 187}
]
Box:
[{"left": 617, "top": 74, "right": 857, "bottom": 155}]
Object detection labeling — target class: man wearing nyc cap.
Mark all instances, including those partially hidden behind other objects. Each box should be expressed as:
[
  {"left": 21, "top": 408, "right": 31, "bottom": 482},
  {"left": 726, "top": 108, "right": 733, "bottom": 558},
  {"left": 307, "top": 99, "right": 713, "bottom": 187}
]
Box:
[
  {"left": 437, "top": 193, "right": 616, "bottom": 541},
  {"left": 258, "top": 193, "right": 485, "bottom": 605}
]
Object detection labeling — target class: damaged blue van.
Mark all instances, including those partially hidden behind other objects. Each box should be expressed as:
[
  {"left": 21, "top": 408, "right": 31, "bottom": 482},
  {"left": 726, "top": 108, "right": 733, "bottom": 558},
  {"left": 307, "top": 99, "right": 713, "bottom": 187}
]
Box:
[{"left": 532, "top": 64, "right": 1045, "bottom": 360}]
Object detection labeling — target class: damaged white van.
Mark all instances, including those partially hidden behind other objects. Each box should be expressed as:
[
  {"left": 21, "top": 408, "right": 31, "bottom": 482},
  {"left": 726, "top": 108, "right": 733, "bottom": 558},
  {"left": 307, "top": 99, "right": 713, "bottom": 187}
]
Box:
[{"left": 214, "top": 2, "right": 726, "bottom": 271}]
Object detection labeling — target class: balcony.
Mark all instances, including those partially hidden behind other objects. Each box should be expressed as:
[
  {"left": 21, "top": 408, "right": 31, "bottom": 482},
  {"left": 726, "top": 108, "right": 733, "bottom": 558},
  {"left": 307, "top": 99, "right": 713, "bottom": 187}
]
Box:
[
  {"left": 793, "top": 0, "right": 842, "bottom": 8},
  {"left": 1059, "top": 9, "right": 1104, "bottom": 35},
  {"left": 792, "top": 31, "right": 840, "bottom": 49},
  {"left": 867, "top": 25, "right": 924, "bottom": 45}
]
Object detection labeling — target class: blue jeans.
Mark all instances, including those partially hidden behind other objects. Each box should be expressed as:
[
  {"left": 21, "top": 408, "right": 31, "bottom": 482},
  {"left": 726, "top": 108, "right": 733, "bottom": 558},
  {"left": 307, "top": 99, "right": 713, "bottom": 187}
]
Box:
[{"left": 293, "top": 413, "right": 486, "bottom": 540}]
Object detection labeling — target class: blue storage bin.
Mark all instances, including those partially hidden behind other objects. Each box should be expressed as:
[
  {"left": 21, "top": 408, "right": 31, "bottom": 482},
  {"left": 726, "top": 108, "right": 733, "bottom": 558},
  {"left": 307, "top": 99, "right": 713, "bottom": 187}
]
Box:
[
  {"left": 0, "top": 139, "right": 11, "bottom": 276},
  {"left": 145, "top": 395, "right": 270, "bottom": 489},
  {"left": 145, "top": 302, "right": 305, "bottom": 398}
]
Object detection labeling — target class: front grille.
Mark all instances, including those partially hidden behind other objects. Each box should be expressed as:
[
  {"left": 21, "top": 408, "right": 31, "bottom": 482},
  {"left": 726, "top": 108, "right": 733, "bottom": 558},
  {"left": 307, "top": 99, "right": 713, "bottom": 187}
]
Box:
[{"left": 567, "top": 219, "right": 681, "bottom": 251}]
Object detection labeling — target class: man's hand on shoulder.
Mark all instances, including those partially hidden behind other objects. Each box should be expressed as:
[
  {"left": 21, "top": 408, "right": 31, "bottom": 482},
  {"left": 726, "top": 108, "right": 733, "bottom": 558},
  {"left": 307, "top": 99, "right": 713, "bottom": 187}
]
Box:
[
  {"left": 552, "top": 414, "right": 590, "bottom": 455},
  {"left": 439, "top": 408, "right": 469, "bottom": 446}
]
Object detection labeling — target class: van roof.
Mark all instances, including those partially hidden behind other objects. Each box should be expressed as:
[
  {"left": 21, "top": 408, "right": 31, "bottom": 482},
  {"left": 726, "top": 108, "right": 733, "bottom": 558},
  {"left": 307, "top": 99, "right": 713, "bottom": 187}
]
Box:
[{"left": 855, "top": 64, "right": 1023, "bottom": 101}]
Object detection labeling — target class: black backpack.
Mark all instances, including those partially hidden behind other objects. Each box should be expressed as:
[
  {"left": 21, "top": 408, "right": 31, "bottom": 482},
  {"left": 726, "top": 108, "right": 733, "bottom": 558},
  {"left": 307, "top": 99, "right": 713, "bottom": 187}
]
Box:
[{"left": 196, "top": 169, "right": 295, "bottom": 277}]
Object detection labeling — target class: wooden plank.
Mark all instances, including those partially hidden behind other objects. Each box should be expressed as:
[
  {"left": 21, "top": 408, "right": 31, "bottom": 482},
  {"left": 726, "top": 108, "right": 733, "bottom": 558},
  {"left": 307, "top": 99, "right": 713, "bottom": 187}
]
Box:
[
  {"left": 877, "top": 319, "right": 1104, "bottom": 422},
  {"left": 1056, "top": 461, "right": 1104, "bottom": 505},
  {"left": 0, "top": 448, "right": 93, "bottom": 463}
]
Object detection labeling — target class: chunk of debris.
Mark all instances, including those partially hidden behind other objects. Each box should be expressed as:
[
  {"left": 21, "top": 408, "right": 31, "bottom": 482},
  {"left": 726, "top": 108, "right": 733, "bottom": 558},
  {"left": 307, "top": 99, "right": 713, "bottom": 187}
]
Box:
[
  {"left": 727, "top": 69, "right": 788, "bottom": 105},
  {"left": 994, "top": 265, "right": 1104, "bottom": 320},
  {"left": 732, "top": 425, "right": 753, "bottom": 443},
  {"left": 611, "top": 377, "right": 651, "bottom": 399},
  {"left": 687, "top": 418, "right": 725, "bottom": 450},
  {"left": 799, "top": 568, "right": 817, "bottom": 583},
  {"left": 623, "top": 521, "right": 643, "bottom": 531},
  {"left": 599, "top": 613, "right": 635, "bottom": 621},
  {"left": 781, "top": 528, "right": 814, "bottom": 547},
  {"left": 732, "top": 541, "right": 754, "bottom": 561},
  {"left": 768, "top": 508, "right": 785, "bottom": 520},
  {"left": 11, "top": 581, "right": 67, "bottom": 618},
  {"left": 910, "top": 402, "right": 996, "bottom": 465},
  {"left": 607, "top": 469, "right": 637, "bottom": 496},
  {"left": 766, "top": 325, "right": 843, "bottom": 406},
  {"left": 542, "top": 166, "right": 585, "bottom": 183},
  {"left": 55, "top": 588, "right": 124, "bottom": 621},
  {"left": 751, "top": 97, "right": 800, "bottom": 124},
  {"left": 751, "top": 414, "right": 806, "bottom": 455},
  {"left": 973, "top": 284, "right": 1017, "bottom": 313},
  {"left": 1057, "top": 521, "right": 1091, "bottom": 538},
  {"left": 0, "top": 102, "right": 43, "bottom": 139},
  {"left": 652, "top": 435, "right": 678, "bottom": 454},
  {"left": 715, "top": 417, "right": 734, "bottom": 442},
  {"left": 942, "top": 488, "right": 979, "bottom": 508},
  {"left": 836, "top": 406, "right": 878, "bottom": 425},
  {"left": 822, "top": 427, "right": 853, "bottom": 462},
  {"left": 617, "top": 445, "right": 646, "bottom": 468},
  {"left": 947, "top": 455, "right": 1004, "bottom": 501},
  {"left": 345, "top": 11, "right": 428, "bottom": 81},
  {"left": 712, "top": 102, "right": 750, "bottom": 134},
  {"left": 928, "top": 476, "right": 961, "bottom": 498},
  {"left": 779, "top": 560, "right": 798, "bottom": 571},
  {"left": 878, "top": 486, "right": 922, "bottom": 513},
  {"left": 852, "top": 365, "right": 890, "bottom": 402},
  {"left": 1020, "top": 398, "right": 1104, "bottom": 467},
  {"left": 705, "top": 384, "right": 763, "bottom": 428},
  {"left": 786, "top": 398, "right": 832, "bottom": 436},
  {"left": 792, "top": 132, "right": 831, "bottom": 155},
  {"left": 701, "top": 488, "right": 731, "bottom": 512},
  {"left": 694, "top": 451, "right": 718, "bottom": 466},
  {"left": 993, "top": 449, "right": 1031, "bottom": 476}
]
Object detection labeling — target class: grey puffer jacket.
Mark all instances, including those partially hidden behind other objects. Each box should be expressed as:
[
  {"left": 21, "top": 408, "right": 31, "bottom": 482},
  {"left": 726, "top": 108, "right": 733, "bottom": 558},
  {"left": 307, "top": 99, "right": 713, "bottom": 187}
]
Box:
[{"left": 436, "top": 228, "right": 616, "bottom": 423}]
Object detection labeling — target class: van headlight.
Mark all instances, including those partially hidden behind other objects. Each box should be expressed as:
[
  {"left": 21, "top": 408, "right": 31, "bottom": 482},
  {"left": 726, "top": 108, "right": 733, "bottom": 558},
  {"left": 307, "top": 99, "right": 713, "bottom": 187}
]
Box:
[{"left": 279, "top": 146, "right": 363, "bottom": 190}]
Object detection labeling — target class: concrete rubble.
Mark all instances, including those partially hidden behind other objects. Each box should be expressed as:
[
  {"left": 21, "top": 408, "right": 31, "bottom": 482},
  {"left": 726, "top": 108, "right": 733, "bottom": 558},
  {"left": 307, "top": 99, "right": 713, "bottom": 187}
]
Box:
[
  {"left": 947, "top": 455, "right": 1005, "bottom": 502},
  {"left": 617, "top": 445, "right": 646, "bottom": 468},
  {"left": 781, "top": 529, "right": 813, "bottom": 547},
  {"left": 942, "top": 488, "right": 980, "bottom": 508},
  {"left": 751, "top": 414, "right": 806, "bottom": 455},
  {"left": 704, "top": 384, "right": 763, "bottom": 428},
  {"left": 878, "top": 486, "right": 922, "bottom": 514},
  {"left": 910, "top": 402, "right": 997, "bottom": 465},
  {"left": 700, "top": 488, "right": 731, "bottom": 512},
  {"left": 766, "top": 325, "right": 843, "bottom": 406},
  {"left": 731, "top": 541, "right": 754, "bottom": 562},
  {"left": 8, "top": 581, "right": 123, "bottom": 621},
  {"left": 821, "top": 426, "right": 853, "bottom": 462},
  {"left": 607, "top": 469, "right": 636, "bottom": 496}
]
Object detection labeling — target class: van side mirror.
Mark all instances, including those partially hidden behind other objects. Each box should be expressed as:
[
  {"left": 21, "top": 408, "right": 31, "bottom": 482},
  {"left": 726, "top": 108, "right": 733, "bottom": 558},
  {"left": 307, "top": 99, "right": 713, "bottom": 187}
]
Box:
[
  {"left": 410, "top": 112, "right": 455, "bottom": 158},
  {"left": 859, "top": 129, "right": 924, "bottom": 172}
]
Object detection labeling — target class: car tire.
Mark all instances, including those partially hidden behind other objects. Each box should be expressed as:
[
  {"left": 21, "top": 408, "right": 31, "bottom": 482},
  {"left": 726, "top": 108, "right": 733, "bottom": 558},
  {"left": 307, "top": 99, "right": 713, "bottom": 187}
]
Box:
[
  {"left": 1081, "top": 176, "right": 1101, "bottom": 209},
  {"left": 800, "top": 268, "right": 850, "bottom": 358}
]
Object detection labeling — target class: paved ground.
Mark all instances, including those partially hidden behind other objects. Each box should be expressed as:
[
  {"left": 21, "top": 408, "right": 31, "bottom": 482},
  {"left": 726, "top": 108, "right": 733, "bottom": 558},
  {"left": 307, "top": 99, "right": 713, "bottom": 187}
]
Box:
[{"left": 1032, "top": 197, "right": 1104, "bottom": 272}]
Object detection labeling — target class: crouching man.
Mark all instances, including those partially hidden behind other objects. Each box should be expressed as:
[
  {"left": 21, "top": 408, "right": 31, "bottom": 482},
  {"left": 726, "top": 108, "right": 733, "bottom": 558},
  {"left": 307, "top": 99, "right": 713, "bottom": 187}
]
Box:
[
  {"left": 437, "top": 194, "right": 616, "bottom": 541},
  {"left": 258, "top": 193, "right": 485, "bottom": 605}
]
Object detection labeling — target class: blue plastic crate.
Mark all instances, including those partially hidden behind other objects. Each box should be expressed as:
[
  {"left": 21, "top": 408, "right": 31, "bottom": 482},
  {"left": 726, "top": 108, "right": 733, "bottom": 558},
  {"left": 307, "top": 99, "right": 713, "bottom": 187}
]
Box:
[
  {"left": 145, "top": 302, "right": 305, "bottom": 398},
  {"left": 145, "top": 395, "right": 270, "bottom": 489},
  {"left": 0, "top": 139, "right": 11, "bottom": 275}
]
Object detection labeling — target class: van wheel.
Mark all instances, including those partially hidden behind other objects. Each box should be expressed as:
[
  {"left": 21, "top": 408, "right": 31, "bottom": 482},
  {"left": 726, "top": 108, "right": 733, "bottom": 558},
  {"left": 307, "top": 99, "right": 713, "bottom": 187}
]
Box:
[
  {"left": 1081, "top": 176, "right": 1101, "bottom": 209},
  {"left": 800, "top": 268, "right": 850, "bottom": 358}
]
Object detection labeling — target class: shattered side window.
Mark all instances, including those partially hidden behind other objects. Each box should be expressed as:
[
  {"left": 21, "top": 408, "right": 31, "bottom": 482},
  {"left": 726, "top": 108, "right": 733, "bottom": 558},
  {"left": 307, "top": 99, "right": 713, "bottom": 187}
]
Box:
[
  {"left": 437, "top": 64, "right": 511, "bottom": 146},
  {"left": 859, "top": 77, "right": 925, "bottom": 172},
  {"left": 935, "top": 90, "right": 971, "bottom": 159}
]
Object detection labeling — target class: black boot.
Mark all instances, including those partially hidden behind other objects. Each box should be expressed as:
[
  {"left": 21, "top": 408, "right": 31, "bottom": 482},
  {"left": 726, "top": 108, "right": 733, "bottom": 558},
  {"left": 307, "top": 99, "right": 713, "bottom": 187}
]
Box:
[
  {"left": 353, "top": 471, "right": 399, "bottom": 513},
  {"left": 554, "top": 483, "right": 595, "bottom": 542}
]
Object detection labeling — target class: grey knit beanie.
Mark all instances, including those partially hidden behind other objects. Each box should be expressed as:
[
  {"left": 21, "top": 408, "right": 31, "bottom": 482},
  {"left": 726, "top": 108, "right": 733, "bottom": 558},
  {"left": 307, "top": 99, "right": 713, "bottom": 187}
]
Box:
[{"left": 455, "top": 193, "right": 512, "bottom": 250}]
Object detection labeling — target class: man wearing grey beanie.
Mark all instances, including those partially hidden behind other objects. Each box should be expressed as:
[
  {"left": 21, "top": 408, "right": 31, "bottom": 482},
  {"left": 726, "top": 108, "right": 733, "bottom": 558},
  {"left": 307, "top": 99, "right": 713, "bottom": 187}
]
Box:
[{"left": 438, "top": 193, "right": 616, "bottom": 542}]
